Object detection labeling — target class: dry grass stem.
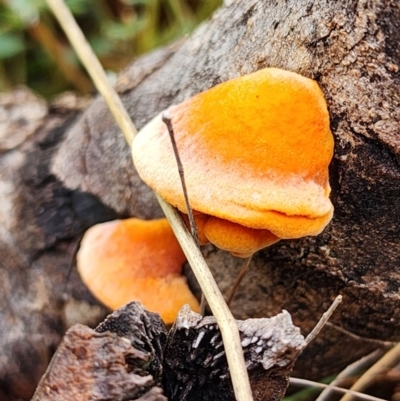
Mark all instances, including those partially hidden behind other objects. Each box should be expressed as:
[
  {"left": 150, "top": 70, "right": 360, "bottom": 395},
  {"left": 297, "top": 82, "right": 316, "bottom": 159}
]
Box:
[
  {"left": 156, "top": 193, "right": 252, "bottom": 400},
  {"left": 44, "top": 0, "right": 253, "bottom": 400},
  {"left": 339, "top": 342, "right": 400, "bottom": 401},
  {"left": 326, "top": 322, "right": 397, "bottom": 347},
  {"left": 227, "top": 255, "right": 253, "bottom": 306},
  {"left": 305, "top": 295, "right": 342, "bottom": 346},
  {"left": 290, "top": 378, "right": 387, "bottom": 401},
  {"left": 45, "top": 0, "right": 136, "bottom": 145},
  {"left": 162, "top": 112, "right": 199, "bottom": 246},
  {"left": 316, "top": 349, "right": 388, "bottom": 401}
]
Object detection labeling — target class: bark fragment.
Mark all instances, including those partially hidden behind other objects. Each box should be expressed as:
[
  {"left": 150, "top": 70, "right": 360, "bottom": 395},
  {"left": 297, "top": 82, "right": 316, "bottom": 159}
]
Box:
[
  {"left": 31, "top": 324, "right": 167, "bottom": 401},
  {"left": 33, "top": 303, "right": 305, "bottom": 401},
  {"left": 164, "top": 306, "right": 305, "bottom": 401},
  {"left": 1, "top": 0, "right": 400, "bottom": 399}
]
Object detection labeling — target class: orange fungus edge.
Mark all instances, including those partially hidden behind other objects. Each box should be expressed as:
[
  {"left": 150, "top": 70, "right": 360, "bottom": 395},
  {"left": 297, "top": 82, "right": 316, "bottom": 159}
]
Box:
[{"left": 76, "top": 218, "right": 199, "bottom": 324}]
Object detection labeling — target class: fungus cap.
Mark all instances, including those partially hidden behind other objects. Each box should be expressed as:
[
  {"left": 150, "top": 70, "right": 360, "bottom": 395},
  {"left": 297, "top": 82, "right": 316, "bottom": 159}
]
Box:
[
  {"left": 132, "top": 68, "right": 334, "bottom": 254},
  {"left": 77, "top": 218, "right": 200, "bottom": 324}
]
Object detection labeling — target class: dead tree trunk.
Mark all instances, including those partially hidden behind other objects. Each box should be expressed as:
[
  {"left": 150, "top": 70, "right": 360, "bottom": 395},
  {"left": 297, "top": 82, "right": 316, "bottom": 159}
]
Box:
[
  {"left": 0, "top": 0, "right": 399, "bottom": 399},
  {"left": 53, "top": 0, "right": 400, "bottom": 376}
]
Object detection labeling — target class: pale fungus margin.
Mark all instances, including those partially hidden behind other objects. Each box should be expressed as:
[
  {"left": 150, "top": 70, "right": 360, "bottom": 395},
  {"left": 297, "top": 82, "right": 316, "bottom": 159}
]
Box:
[
  {"left": 45, "top": 0, "right": 254, "bottom": 399},
  {"left": 132, "top": 68, "right": 334, "bottom": 301},
  {"left": 46, "top": 1, "right": 336, "bottom": 400},
  {"left": 77, "top": 218, "right": 200, "bottom": 325},
  {"left": 132, "top": 68, "right": 334, "bottom": 257}
]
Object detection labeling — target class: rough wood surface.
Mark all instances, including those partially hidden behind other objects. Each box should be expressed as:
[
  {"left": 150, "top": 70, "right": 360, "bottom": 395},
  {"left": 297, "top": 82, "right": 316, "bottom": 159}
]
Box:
[
  {"left": 32, "top": 303, "right": 168, "bottom": 401},
  {"left": 95, "top": 302, "right": 168, "bottom": 387},
  {"left": 52, "top": 0, "right": 399, "bottom": 376},
  {"left": 31, "top": 325, "right": 166, "bottom": 401},
  {"left": 32, "top": 303, "right": 305, "bottom": 401},
  {"left": 0, "top": 0, "right": 399, "bottom": 399},
  {"left": 163, "top": 306, "right": 305, "bottom": 401},
  {"left": 0, "top": 88, "right": 116, "bottom": 401}
]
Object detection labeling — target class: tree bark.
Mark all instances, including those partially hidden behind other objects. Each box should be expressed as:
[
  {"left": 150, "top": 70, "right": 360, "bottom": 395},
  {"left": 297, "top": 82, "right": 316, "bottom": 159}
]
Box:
[
  {"left": 0, "top": 0, "right": 399, "bottom": 399},
  {"left": 32, "top": 303, "right": 305, "bottom": 401},
  {"left": 32, "top": 303, "right": 168, "bottom": 401},
  {"left": 52, "top": 0, "right": 400, "bottom": 375},
  {"left": 0, "top": 89, "right": 114, "bottom": 401}
]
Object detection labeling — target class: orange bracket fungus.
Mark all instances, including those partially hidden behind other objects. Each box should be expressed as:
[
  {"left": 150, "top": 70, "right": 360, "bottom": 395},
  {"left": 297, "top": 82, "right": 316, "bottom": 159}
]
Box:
[
  {"left": 77, "top": 218, "right": 200, "bottom": 324},
  {"left": 132, "top": 68, "right": 334, "bottom": 262}
]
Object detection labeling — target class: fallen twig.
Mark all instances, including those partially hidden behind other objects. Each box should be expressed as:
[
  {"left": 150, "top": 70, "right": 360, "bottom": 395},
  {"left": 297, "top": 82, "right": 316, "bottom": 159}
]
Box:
[
  {"left": 315, "top": 348, "right": 388, "bottom": 401},
  {"left": 339, "top": 342, "right": 400, "bottom": 401},
  {"left": 289, "top": 377, "right": 388, "bottom": 401},
  {"left": 44, "top": 1, "right": 253, "bottom": 400},
  {"left": 305, "top": 295, "right": 343, "bottom": 346},
  {"left": 326, "top": 322, "right": 396, "bottom": 347}
]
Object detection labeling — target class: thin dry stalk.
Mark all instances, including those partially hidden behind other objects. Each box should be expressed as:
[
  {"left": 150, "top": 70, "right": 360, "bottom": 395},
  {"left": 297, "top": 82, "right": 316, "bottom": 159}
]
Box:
[
  {"left": 162, "top": 112, "right": 199, "bottom": 246},
  {"left": 44, "top": 0, "right": 137, "bottom": 145},
  {"left": 289, "top": 378, "right": 387, "bottom": 401},
  {"left": 316, "top": 349, "right": 388, "bottom": 401},
  {"left": 326, "top": 322, "right": 396, "bottom": 347},
  {"left": 339, "top": 342, "right": 400, "bottom": 401},
  {"left": 227, "top": 255, "right": 253, "bottom": 306},
  {"left": 305, "top": 295, "right": 342, "bottom": 346},
  {"left": 44, "top": 1, "right": 253, "bottom": 400},
  {"left": 28, "top": 22, "right": 93, "bottom": 93}
]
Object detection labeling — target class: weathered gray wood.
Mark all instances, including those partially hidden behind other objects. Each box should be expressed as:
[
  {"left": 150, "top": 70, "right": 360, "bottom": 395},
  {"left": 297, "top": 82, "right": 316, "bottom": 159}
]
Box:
[
  {"left": 164, "top": 306, "right": 305, "bottom": 401},
  {"left": 31, "top": 324, "right": 166, "bottom": 401},
  {"left": 32, "top": 303, "right": 305, "bottom": 401},
  {"left": 0, "top": 0, "right": 399, "bottom": 399},
  {"left": 95, "top": 302, "right": 168, "bottom": 387},
  {"left": 0, "top": 88, "right": 115, "bottom": 401},
  {"left": 32, "top": 303, "right": 168, "bottom": 401},
  {"left": 52, "top": 0, "right": 400, "bottom": 378}
]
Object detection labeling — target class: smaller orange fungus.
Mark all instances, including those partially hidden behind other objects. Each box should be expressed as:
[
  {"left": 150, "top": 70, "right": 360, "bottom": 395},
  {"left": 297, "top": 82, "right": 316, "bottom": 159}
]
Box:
[
  {"left": 203, "top": 217, "right": 280, "bottom": 258},
  {"left": 132, "top": 68, "right": 334, "bottom": 257},
  {"left": 77, "top": 218, "right": 200, "bottom": 324}
]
